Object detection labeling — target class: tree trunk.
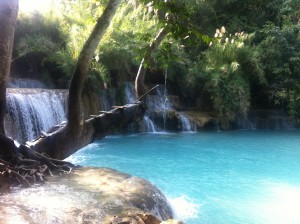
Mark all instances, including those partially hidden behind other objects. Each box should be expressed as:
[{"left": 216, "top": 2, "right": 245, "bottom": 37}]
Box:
[
  {"left": 0, "top": 0, "right": 152, "bottom": 162},
  {"left": 31, "top": 102, "right": 146, "bottom": 160},
  {"left": 0, "top": 0, "right": 148, "bottom": 188},
  {"left": 31, "top": 18, "right": 167, "bottom": 160},
  {"left": 0, "top": 0, "right": 18, "bottom": 134},
  {"left": 68, "top": 0, "right": 122, "bottom": 130},
  {"left": 135, "top": 27, "right": 168, "bottom": 99},
  {"left": 0, "top": 0, "right": 147, "bottom": 162},
  {"left": 29, "top": 0, "right": 142, "bottom": 160}
]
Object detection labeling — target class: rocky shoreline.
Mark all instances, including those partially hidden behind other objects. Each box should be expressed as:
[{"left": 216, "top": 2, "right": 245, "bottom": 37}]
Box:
[{"left": 0, "top": 167, "right": 183, "bottom": 224}]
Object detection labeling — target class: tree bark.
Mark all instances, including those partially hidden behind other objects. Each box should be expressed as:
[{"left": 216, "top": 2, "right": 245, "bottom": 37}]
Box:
[
  {"left": 31, "top": 102, "right": 146, "bottom": 160},
  {"left": 0, "top": 0, "right": 151, "bottom": 162},
  {"left": 0, "top": 0, "right": 147, "bottom": 162},
  {"left": 135, "top": 27, "right": 168, "bottom": 100},
  {"left": 0, "top": 0, "right": 18, "bottom": 134},
  {"left": 68, "top": 0, "right": 122, "bottom": 130},
  {"left": 29, "top": 0, "right": 148, "bottom": 160},
  {"left": 0, "top": 0, "right": 148, "bottom": 188},
  {"left": 32, "top": 15, "right": 166, "bottom": 160}
]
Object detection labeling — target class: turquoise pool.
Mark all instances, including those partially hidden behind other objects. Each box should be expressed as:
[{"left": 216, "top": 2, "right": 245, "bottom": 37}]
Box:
[{"left": 67, "top": 130, "right": 300, "bottom": 224}]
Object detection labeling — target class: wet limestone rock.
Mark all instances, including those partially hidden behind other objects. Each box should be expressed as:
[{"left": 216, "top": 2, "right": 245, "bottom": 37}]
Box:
[
  {"left": 0, "top": 167, "right": 174, "bottom": 223},
  {"left": 108, "top": 212, "right": 183, "bottom": 224},
  {"left": 160, "top": 220, "right": 184, "bottom": 224},
  {"left": 184, "top": 111, "right": 217, "bottom": 129}
]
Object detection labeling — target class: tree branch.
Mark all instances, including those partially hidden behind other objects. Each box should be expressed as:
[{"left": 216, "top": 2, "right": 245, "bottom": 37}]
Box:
[
  {"left": 68, "top": 0, "right": 122, "bottom": 129},
  {"left": 135, "top": 27, "right": 168, "bottom": 99}
]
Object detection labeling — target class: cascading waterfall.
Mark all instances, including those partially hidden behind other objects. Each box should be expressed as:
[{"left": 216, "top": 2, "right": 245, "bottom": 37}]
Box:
[
  {"left": 5, "top": 89, "right": 67, "bottom": 143},
  {"left": 101, "top": 88, "right": 117, "bottom": 111},
  {"left": 146, "top": 86, "right": 173, "bottom": 111},
  {"left": 178, "top": 113, "right": 192, "bottom": 132},
  {"left": 5, "top": 79, "right": 295, "bottom": 143},
  {"left": 123, "top": 81, "right": 194, "bottom": 132},
  {"left": 146, "top": 72, "right": 194, "bottom": 132},
  {"left": 124, "top": 82, "right": 136, "bottom": 104},
  {"left": 163, "top": 68, "right": 168, "bottom": 131},
  {"left": 142, "top": 115, "right": 156, "bottom": 132},
  {"left": 123, "top": 82, "right": 157, "bottom": 133},
  {"left": 5, "top": 79, "right": 195, "bottom": 143}
]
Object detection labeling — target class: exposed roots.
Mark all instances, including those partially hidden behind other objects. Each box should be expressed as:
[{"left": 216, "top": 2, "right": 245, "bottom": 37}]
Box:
[{"left": 0, "top": 134, "right": 76, "bottom": 192}]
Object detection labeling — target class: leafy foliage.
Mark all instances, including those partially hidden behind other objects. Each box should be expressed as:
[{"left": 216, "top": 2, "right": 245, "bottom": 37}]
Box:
[
  {"left": 188, "top": 28, "right": 265, "bottom": 127},
  {"left": 258, "top": 19, "right": 300, "bottom": 117},
  {"left": 13, "top": 12, "right": 69, "bottom": 86},
  {"left": 12, "top": 0, "right": 300, "bottom": 122}
]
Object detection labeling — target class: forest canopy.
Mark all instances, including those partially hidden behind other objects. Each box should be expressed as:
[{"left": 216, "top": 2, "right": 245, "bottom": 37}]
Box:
[{"left": 14, "top": 0, "right": 300, "bottom": 126}]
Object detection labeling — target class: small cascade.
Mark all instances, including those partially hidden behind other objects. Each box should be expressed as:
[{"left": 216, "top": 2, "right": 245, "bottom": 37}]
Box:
[
  {"left": 123, "top": 82, "right": 158, "bottom": 132},
  {"left": 142, "top": 115, "right": 156, "bottom": 132},
  {"left": 236, "top": 115, "right": 255, "bottom": 130},
  {"left": 101, "top": 88, "right": 117, "bottom": 111},
  {"left": 163, "top": 68, "right": 168, "bottom": 131},
  {"left": 178, "top": 113, "right": 193, "bottom": 132},
  {"left": 234, "top": 110, "right": 296, "bottom": 130},
  {"left": 5, "top": 89, "right": 68, "bottom": 143},
  {"left": 146, "top": 83, "right": 194, "bottom": 132},
  {"left": 145, "top": 85, "right": 173, "bottom": 116},
  {"left": 124, "top": 82, "right": 136, "bottom": 104}
]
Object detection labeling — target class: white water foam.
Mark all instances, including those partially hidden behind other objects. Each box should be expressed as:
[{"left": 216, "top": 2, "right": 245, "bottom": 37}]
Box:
[{"left": 168, "top": 195, "right": 200, "bottom": 221}]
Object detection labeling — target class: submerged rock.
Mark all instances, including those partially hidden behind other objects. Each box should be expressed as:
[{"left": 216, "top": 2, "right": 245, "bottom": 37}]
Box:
[{"left": 0, "top": 167, "right": 175, "bottom": 223}]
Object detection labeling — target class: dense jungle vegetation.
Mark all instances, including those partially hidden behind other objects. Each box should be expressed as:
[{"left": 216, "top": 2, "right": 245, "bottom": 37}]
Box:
[{"left": 13, "top": 0, "right": 300, "bottom": 126}]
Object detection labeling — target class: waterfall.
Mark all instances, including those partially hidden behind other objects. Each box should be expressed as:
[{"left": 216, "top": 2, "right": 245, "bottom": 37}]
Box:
[
  {"left": 235, "top": 110, "right": 296, "bottom": 130},
  {"left": 123, "top": 82, "right": 158, "bottom": 132},
  {"left": 5, "top": 89, "right": 67, "bottom": 143},
  {"left": 143, "top": 115, "right": 156, "bottom": 132},
  {"left": 124, "top": 82, "right": 136, "bottom": 104},
  {"left": 146, "top": 84, "right": 194, "bottom": 132},
  {"left": 4, "top": 81, "right": 195, "bottom": 143},
  {"left": 101, "top": 88, "right": 117, "bottom": 111},
  {"left": 178, "top": 113, "right": 193, "bottom": 132},
  {"left": 163, "top": 68, "right": 168, "bottom": 131}
]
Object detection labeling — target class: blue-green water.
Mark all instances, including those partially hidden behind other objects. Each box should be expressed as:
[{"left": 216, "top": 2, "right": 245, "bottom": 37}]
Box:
[{"left": 67, "top": 130, "right": 300, "bottom": 224}]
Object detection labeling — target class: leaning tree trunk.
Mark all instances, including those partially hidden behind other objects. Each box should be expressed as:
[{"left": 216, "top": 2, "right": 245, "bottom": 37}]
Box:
[
  {"left": 68, "top": 0, "right": 122, "bottom": 130},
  {"left": 0, "top": 0, "right": 145, "bottom": 189},
  {"left": 0, "top": 0, "right": 146, "bottom": 162},
  {"left": 30, "top": 0, "right": 136, "bottom": 160},
  {"left": 0, "top": 0, "right": 18, "bottom": 135},
  {"left": 31, "top": 7, "right": 167, "bottom": 160},
  {"left": 31, "top": 102, "right": 146, "bottom": 160},
  {"left": 135, "top": 27, "right": 168, "bottom": 100}
]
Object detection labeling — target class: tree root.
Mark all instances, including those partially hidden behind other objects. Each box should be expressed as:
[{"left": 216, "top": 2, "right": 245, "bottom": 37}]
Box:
[{"left": 0, "top": 134, "right": 76, "bottom": 191}]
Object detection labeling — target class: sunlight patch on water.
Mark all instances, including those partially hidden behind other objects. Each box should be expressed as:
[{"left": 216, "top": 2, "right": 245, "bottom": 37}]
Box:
[
  {"left": 258, "top": 182, "right": 300, "bottom": 224},
  {"left": 168, "top": 195, "right": 200, "bottom": 221}
]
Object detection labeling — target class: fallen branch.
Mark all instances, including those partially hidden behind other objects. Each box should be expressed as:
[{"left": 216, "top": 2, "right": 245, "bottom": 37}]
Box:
[{"left": 136, "top": 84, "right": 159, "bottom": 102}]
